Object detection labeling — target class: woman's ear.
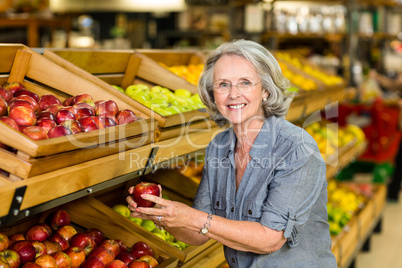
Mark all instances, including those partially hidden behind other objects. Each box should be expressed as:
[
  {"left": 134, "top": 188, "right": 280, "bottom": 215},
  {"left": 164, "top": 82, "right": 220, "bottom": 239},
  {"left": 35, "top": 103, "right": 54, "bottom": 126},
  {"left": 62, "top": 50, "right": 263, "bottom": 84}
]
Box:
[{"left": 263, "top": 89, "right": 269, "bottom": 100}]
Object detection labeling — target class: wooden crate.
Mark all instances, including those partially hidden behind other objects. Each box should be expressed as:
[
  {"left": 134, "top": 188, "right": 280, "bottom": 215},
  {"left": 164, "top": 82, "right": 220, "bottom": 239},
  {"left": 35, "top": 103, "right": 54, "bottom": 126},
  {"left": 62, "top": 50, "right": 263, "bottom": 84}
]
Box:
[
  {"left": 373, "top": 184, "right": 386, "bottom": 219},
  {"left": 43, "top": 49, "right": 210, "bottom": 130},
  {"left": 357, "top": 197, "right": 375, "bottom": 241},
  {"left": 92, "top": 178, "right": 219, "bottom": 265},
  {"left": 338, "top": 217, "right": 360, "bottom": 268},
  {"left": 0, "top": 44, "right": 156, "bottom": 180},
  {"left": 0, "top": 199, "right": 178, "bottom": 268}
]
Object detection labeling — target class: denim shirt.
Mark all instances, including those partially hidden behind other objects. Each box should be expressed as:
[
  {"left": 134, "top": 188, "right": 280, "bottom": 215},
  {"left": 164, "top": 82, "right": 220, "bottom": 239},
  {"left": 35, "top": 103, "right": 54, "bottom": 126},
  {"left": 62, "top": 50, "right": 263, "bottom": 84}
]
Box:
[{"left": 193, "top": 116, "right": 337, "bottom": 268}]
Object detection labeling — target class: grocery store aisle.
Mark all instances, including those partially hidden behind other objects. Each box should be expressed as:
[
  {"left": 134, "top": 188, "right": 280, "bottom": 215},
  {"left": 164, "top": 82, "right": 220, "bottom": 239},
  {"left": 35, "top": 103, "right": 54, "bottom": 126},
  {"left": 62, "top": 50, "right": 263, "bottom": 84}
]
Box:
[{"left": 356, "top": 191, "right": 402, "bottom": 268}]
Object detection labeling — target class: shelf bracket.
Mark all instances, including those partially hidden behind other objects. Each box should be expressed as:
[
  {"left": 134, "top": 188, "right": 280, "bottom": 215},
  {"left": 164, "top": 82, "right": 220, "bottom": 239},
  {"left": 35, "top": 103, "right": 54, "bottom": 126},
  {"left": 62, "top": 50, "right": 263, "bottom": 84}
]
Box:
[
  {"left": 141, "top": 146, "right": 159, "bottom": 176},
  {"left": 1, "top": 185, "right": 27, "bottom": 226}
]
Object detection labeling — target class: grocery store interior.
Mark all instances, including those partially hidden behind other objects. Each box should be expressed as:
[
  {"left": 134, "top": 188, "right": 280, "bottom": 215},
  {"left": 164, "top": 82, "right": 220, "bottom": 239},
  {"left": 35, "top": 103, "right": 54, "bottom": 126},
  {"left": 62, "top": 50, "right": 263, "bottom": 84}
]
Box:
[{"left": 0, "top": 0, "right": 401, "bottom": 267}]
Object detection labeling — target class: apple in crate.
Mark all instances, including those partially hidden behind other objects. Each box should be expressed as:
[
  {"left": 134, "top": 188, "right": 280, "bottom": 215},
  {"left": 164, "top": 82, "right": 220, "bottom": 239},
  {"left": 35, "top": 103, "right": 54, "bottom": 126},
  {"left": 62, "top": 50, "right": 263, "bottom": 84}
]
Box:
[
  {"left": 81, "top": 256, "right": 105, "bottom": 268},
  {"left": 0, "top": 255, "right": 10, "bottom": 268},
  {"left": 74, "top": 102, "right": 95, "bottom": 114},
  {"left": 132, "top": 182, "right": 160, "bottom": 208},
  {"left": 21, "top": 262, "right": 41, "bottom": 268},
  {"left": 116, "top": 252, "right": 135, "bottom": 266},
  {"left": 0, "top": 117, "right": 19, "bottom": 131},
  {"left": 22, "top": 126, "right": 49, "bottom": 141},
  {"left": 70, "top": 233, "right": 96, "bottom": 256},
  {"left": 34, "top": 254, "right": 57, "bottom": 268},
  {"left": 3, "top": 82, "right": 25, "bottom": 95},
  {"left": 129, "top": 241, "right": 154, "bottom": 259},
  {"left": 48, "top": 233, "right": 69, "bottom": 251},
  {"left": 95, "top": 100, "right": 119, "bottom": 117},
  {"left": 71, "top": 94, "right": 95, "bottom": 108},
  {"left": 13, "top": 95, "right": 39, "bottom": 113},
  {"left": 47, "top": 209, "right": 71, "bottom": 231},
  {"left": 31, "top": 241, "right": 46, "bottom": 258},
  {"left": 8, "top": 99, "right": 34, "bottom": 113},
  {"left": 116, "top": 109, "right": 137, "bottom": 125},
  {"left": 0, "top": 97, "right": 7, "bottom": 116},
  {"left": 87, "top": 247, "right": 115, "bottom": 266},
  {"left": 116, "top": 239, "right": 127, "bottom": 253},
  {"left": 8, "top": 240, "right": 36, "bottom": 265},
  {"left": 106, "top": 259, "right": 128, "bottom": 268},
  {"left": 56, "top": 225, "right": 77, "bottom": 243},
  {"left": 43, "top": 241, "right": 61, "bottom": 255},
  {"left": 38, "top": 94, "right": 62, "bottom": 111},
  {"left": 99, "top": 239, "right": 120, "bottom": 257},
  {"left": 51, "top": 251, "right": 72, "bottom": 268},
  {"left": 0, "top": 87, "right": 13, "bottom": 103},
  {"left": 0, "top": 233, "right": 10, "bottom": 251},
  {"left": 14, "top": 89, "right": 40, "bottom": 103},
  {"left": 138, "top": 255, "right": 158, "bottom": 268},
  {"left": 8, "top": 106, "right": 36, "bottom": 126},
  {"left": 64, "top": 246, "right": 85, "bottom": 268},
  {"left": 75, "top": 107, "right": 94, "bottom": 120},
  {"left": 44, "top": 104, "right": 63, "bottom": 116},
  {"left": 36, "top": 111, "right": 57, "bottom": 122},
  {"left": 63, "top": 96, "right": 74, "bottom": 106},
  {"left": 25, "top": 224, "right": 50, "bottom": 242},
  {"left": 8, "top": 233, "right": 25, "bottom": 243},
  {"left": 0, "top": 249, "right": 20, "bottom": 268},
  {"left": 48, "top": 125, "right": 72, "bottom": 138},
  {"left": 84, "top": 228, "right": 105, "bottom": 246},
  {"left": 128, "top": 260, "right": 149, "bottom": 268},
  {"left": 79, "top": 116, "right": 99, "bottom": 132},
  {"left": 60, "top": 120, "right": 83, "bottom": 134},
  {"left": 36, "top": 118, "right": 57, "bottom": 133},
  {"left": 56, "top": 109, "right": 76, "bottom": 124}
]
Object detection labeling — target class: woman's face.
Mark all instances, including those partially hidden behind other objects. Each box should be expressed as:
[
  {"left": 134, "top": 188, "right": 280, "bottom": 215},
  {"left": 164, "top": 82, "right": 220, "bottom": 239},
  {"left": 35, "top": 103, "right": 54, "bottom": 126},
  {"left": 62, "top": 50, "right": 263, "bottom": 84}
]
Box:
[{"left": 213, "top": 54, "right": 268, "bottom": 127}]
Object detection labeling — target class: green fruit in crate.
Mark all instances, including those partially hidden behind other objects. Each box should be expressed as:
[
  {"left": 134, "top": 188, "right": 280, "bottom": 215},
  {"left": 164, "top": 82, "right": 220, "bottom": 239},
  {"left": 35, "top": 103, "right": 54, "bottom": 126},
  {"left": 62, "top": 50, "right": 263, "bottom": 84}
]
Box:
[
  {"left": 141, "top": 220, "right": 156, "bottom": 232},
  {"left": 112, "top": 204, "right": 131, "bottom": 217},
  {"left": 175, "top": 89, "right": 192, "bottom": 98},
  {"left": 175, "top": 240, "right": 189, "bottom": 250},
  {"left": 167, "top": 241, "right": 182, "bottom": 249},
  {"left": 112, "top": 85, "right": 125, "bottom": 93},
  {"left": 151, "top": 229, "right": 168, "bottom": 241},
  {"left": 128, "top": 216, "right": 143, "bottom": 225}
]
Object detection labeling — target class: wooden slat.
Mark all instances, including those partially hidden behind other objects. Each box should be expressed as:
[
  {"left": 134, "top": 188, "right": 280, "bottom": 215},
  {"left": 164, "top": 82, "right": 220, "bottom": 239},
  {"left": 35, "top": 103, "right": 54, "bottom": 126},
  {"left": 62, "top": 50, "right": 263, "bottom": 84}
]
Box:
[
  {"left": 121, "top": 54, "right": 142, "bottom": 89},
  {"left": 0, "top": 121, "right": 39, "bottom": 156},
  {"left": 0, "top": 44, "right": 25, "bottom": 73},
  {"left": 8, "top": 49, "right": 32, "bottom": 83}
]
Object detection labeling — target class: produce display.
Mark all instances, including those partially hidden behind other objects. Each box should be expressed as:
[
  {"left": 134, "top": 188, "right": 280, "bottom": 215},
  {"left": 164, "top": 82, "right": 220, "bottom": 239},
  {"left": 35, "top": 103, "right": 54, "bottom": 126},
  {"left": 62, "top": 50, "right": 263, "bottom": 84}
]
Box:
[
  {"left": 112, "top": 84, "right": 206, "bottom": 116},
  {"left": 0, "top": 81, "right": 140, "bottom": 141},
  {"left": 0, "top": 209, "right": 160, "bottom": 268},
  {"left": 158, "top": 63, "right": 204, "bottom": 86},
  {"left": 278, "top": 61, "right": 317, "bottom": 92}
]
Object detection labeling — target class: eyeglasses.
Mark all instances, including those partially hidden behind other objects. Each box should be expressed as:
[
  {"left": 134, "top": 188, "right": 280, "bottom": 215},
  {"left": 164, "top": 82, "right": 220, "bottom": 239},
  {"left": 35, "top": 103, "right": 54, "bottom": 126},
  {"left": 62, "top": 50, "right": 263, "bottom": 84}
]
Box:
[{"left": 213, "top": 81, "right": 261, "bottom": 94}]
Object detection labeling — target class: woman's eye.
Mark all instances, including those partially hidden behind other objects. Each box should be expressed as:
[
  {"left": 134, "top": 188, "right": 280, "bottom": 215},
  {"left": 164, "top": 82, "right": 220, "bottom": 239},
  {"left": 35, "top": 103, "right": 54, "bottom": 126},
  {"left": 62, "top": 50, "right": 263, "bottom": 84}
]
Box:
[
  {"left": 220, "top": 82, "right": 230, "bottom": 88},
  {"left": 241, "top": 81, "right": 252, "bottom": 86}
]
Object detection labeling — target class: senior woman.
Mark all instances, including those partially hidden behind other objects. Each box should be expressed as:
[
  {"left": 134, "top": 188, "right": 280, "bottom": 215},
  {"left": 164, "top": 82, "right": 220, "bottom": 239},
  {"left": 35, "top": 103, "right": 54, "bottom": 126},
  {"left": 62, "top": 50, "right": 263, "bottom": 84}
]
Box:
[{"left": 127, "top": 39, "right": 337, "bottom": 267}]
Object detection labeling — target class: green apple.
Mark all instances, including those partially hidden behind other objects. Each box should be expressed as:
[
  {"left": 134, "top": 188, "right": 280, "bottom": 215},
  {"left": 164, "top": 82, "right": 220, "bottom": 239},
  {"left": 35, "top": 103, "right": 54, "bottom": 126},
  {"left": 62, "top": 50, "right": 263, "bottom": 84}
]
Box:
[
  {"left": 112, "top": 204, "right": 131, "bottom": 217},
  {"left": 167, "top": 240, "right": 182, "bottom": 249},
  {"left": 141, "top": 220, "right": 156, "bottom": 232},
  {"left": 175, "top": 88, "right": 192, "bottom": 98},
  {"left": 128, "top": 216, "right": 143, "bottom": 225},
  {"left": 175, "top": 240, "right": 189, "bottom": 250},
  {"left": 190, "top": 93, "right": 202, "bottom": 103},
  {"left": 154, "top": 107, "right": 172, "bottom": 116},
  {"left": 125, "top": 85, "right": 141, "bottom": 97},
  {"left": 131, "top": 90, "right": 151, "bottom": 105},
  {"left": 165, "top": 105, "right": 181, "bottom": 115},
  {"left": 135, "top": 84, "right": 151, "bottom": 91},
  {"left": 150, "top": 85, "right": 165, "bottom": 93},
  {"left": 112, "top": 85, "right": 125, "bottom": 93},
  {"left": 152, "top": 228, "right": 168, "bottom": 240},
  {"left": 152, "top": 232, "right": 167, "bottom": 241},
  {"left": 150, "top": 98, "right": 169, "bottom": 109}
]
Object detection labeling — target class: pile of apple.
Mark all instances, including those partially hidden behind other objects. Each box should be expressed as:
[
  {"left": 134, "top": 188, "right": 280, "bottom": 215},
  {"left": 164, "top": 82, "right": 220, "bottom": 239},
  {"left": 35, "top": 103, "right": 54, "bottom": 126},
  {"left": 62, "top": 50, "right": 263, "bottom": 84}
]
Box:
[
  {"left": 112, "top": 84, "right": 206, "bottom": 117},
  {"left": 0, "top": 81, "right": 139, "bottom": 141},
  {"left": 0, "top": 209, "right": 160, "bottom": 268}
]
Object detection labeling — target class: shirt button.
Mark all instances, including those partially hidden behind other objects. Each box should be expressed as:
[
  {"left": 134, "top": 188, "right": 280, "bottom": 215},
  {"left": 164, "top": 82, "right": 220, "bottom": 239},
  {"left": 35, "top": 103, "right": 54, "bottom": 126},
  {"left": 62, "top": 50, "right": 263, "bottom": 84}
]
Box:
[
  {"left": 216, "top": 201, "right": 220, "bottom": 206},
  {"left": 231, "top": 258, "right": 236, "bottom": 263},
  {"left": 248, "top": 209, "right": 252, "bottom": 215},
  {"left": 231, "top": 207, "right": 234, "bottom": 212}
]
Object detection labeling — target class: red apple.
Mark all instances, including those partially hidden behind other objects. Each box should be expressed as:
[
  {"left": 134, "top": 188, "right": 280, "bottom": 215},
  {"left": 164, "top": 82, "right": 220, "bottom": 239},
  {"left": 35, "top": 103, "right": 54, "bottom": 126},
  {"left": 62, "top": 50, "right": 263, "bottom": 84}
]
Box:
[
  {"left": 36, "top": 118, "right": 57, "bottom": 133},
  {"left": 38, "top": 95, "right": 62, "bottom": 111},
  {"left": 128, "top": 260, "right": 149, "bottom": 268},
  {"left": 44, "top": 104, "right": 63, "bottom": 116},
  {"left": 95, "top": 100, "right": 119, "bottom": 117},
  {"left": 0, "top": 249, "right": 20, "bottom": 268},
  {"left": 115, "top": 239, "right": 127, "bottom": 253},
  {"left": 97, "top": 115, "right": 117, "bottom": 128},
  {"left": 78, "top": 116, "right": 99, "bottom": 132},
  {"left": 69, "top": 233, "right": 96, "bottom": 256},
  {"left": 84, "top": 229, "right": 105, "bottom": 246},
  {"left": 34, "top": 254, "right": 57, "bottom": 268},
  {"left": 3, "top": 82, "right": 25, "bottom": 95},
  {"left": 8, "top": 233, "right": 25, "bottom": 242},
  {"left": 62, "top": 105, "right": 78, "bottom": 115},
  {"left": 56, "top": 109, "right": 76, "bottom": 124},
  {"left": 49, "top": 233, "right": 69, "bottom": 251},
  {"left": 51, "top": 251, "right": 72, "bottom": 268},
  {"left": 63, "top": 246, "right": 85, "bottom": 268},
  {"left": 8, "top": 106, "right": 36, "bottom": 126},
  {"left": 43, "top": 241, "right": 61, "bottom": 255},
  {"left": 0, "top": 87, "right": 13, "bottom": 103},
  {"left": 92, "top": 116, "right": 105, "bottom": 129},
  {"left": 36, "top": 111, "right": 57, "bottom": 121},
  {"left": 13, "top": 89, "right": 40, "bottom": 103},
  {"left": 8, "top": 240, "right": 36, "bottom": 265},
  {"left": 73, "top": 103, "right": 95, "bottom": 114},
  {"left": 116, "top": 110, "right": 138, "bottom": 125},
  {"left": 0, "top": 256, "right": 10, "bottom": 268},
  {"left": 129, "top": 241, "right": 154, "bottom": 259},
  {"left": 115, "top": 252, "right": 135, "bottom": 266},
  {"left": 0, "top": 97, "right": 7, "bottom": 116},
  {"left": 71, "top": 94, "right": 95, "bottom": 108},
  {"left": 138, "top": 255, "right": 158, "bottom": 268},
  {"left": 59, "top": 120, "right": 83, "bottom": 134},
  {"left": 0, "top": 233, "right": 10, "bottom": 251},
  {"left": 21, "top": 262, "right": 41, "bottom": 268},
  {"left": 106, "top": 259, "right": 128, "bottom": 268},
  {"left": 81, "top": 256, "right": 105, "bottom": 268},
  {"left": 48, "top": 125, "right": 72, "bottom": 138},
  {"left": 74, "top": 107, "right": 94, "bottom": 120},
  {"left": 8, "top": 100, "right": 33, "bottom": 113},
  {"left": 99, "top": 239, "right": 120, "bottom": 257},
  {"left": 87, "top": 247, "right": 115, "bottom": 266},
  {"left": 63, "top": 97, "right": 74, "bottom": 106},
  {"left": 37, "top": 223, "right": 53, "bottom": 236},
  {"left": 26, "top": 224, "right": 50, "bottom": 242},
  {"left": 0, "top": 117, "right": 19, "bottom": 131},
  {"left": 56, "top": 225, "right": 77, "bottom": 243},
  {"left": 48, "top": 209, "right": 71, "bottom": 231},
  {"left": 31, "top": 241, "right": 47, "bottom": 258},
  {"left": 132, "top": 182, "right": 160, "bottom": 208},
  {"left": 13, "top": 95, "right": 39, "bottom": 113},
  {"left": 22, "top": 126, "right": 49, "bottom": 141}
]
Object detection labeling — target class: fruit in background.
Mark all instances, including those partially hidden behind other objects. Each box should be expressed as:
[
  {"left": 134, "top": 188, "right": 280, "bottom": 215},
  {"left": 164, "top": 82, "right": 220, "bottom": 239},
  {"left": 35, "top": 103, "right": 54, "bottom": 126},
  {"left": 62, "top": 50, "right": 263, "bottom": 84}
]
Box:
[
  {"left": 64, "top": 246, "right": 85, "bottom": 268},
  {"left": 174, "top": 89, "right": 192, "bottom": 98},
  {"left": 138, "top": 255, "right": 158, "bottom": 268},
  {"left": 115, "top": 240, "right": 127, "bottom": 253},
  {"left": 22, "top": 126, "right": 49, "bottom": 141},
  {"left": 8, "top": 99, "right": 33, "bottom": 113},
  {"left": 116, "top": 252, "right": 135, "bottom": 266},
  {"left": 69, "top": 233, "right": 96, "bottom": 256},
  {"left": 43, "top": 241, "right": 61, "bottom": 255},
  {"left": 81, "top": 256, "right": 105, "bottom": 268},
  {"left": 56, "top": 109, "right": 76, "bottom": 124},
  {"left": 38, "top": 223, "right": 53, "bottom": 236},
  {"left": 25, "top": 224, "right": 50, "bottom": 242},
  {"left": 95, "top": 100, "right": 119, "bottom": 117},
  {"left": 116, "top": 109, "right": 138, "bottom": 125},
  {"left": 0, "top": 117, "right": 19, "bottom": 131},
  {"left": 31, "top": 241, "right": 46, "bottom": 258},
  {"left": 74, "top": 107, "right": 94, "bottom": 120},
  {"left": 111, "top": 85, "right": 125, "bottom": 94},
  {"left": 84, "top": 229, "right": 105, "bottom": 246},
  {"left": 79, "top": 116, "right": 99, "bottom": 132},
  {"left": 34, "top": 254, "right": 57, "bottom": 268},
  {"left": 128, "top": 216, "right": 142, "bottom": 226},
  {"left": 38, "top": 95, "right": 62, "bottom": 111},
  {"left": 0, "top": 255, "right": 10, "bottom": 268},
  {"left": 13, "top": 95, "right": 39, "bottom": 113},
  {"left": 71, "top": 94, "right": 95, "bottom": 108},
  {"left": 112, "top": 204, "right": 131, "bottom": 218},
  {"left": 36, "top": 118, "right": 57, "bottom": 133},
  {"left": 48, "top": 209, "right": 71, "bottom": 231},
  {"left": 8, "top": 233, "right": 25, "bottom": 243},
  {"left": 73, "top": 103, "right": 95, "bottom": 114},
  {"left": 128, "top": 260, "right": 149, "bottom": 268},
  {"left": 51, "top": 251, "right": 72, "bottom": 268},
  {"left": 8, "top": 240, "right": 36, "bottom": 265},
  {"left": 36, "top": 111, "right": 57, "bottom": 122},
  {"left": 99, "top": 239, "right": 120, "bottom": 257},
  {"left": 21, "top": 262, "right": 41, "bottom": 268},
  {"left": 44, "top": 104, "right": 63, "bottom": 116},
  {"left": 140, "top": 220, "right": 155, "bottom": 232},
  {"left": 97, "top": 115, "right": 117, "bottom": 128},
  {"left": 48, "top": 125, "right": 72, "bottom": 138},
  {"left": 0, "top": 97, "right": 8, "bottom": 116},
  {"left": 3, "top": 82, "right": 25, "bottom": 95},
  {"left": 106, "top": 259, "right": 128, "bottom": 268},
  {"left": 0, "top": 249, "right": 20, "bottom": 268},
  {"left": 0, "top": 233, "right": 10, "bottom": 251},
  {"left": 129, "top": 241, "right": 154, "bottom": 259},
  {"left": 8, "top": 106, "right": 36, "bottom": 126},
  {"left": 60, "top": 120, "right": 83, "bottom": 134},
  {"left": 88, "top": 247, "right": 115, "bottom": 266},
  {"left": 56, "top": 225, "right": 77, "bottom": 243},
  {"left": 63, "top": 97, "right": 74, "bottom": 106},
  {"left": 132, "top": 182, "right": 160, "bottom": 208},
  {"left": 0, "top": 87, "right": 13, "bottom": 103},
  {"left": 48, "top": 233, "right": 69, "bottom": 251}
]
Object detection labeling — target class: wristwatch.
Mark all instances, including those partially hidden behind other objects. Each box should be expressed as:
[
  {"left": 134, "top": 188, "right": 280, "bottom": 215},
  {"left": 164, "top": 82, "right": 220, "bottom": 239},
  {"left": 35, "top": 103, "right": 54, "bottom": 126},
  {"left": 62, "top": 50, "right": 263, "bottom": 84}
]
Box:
[{"left": 200, "top": 213, "right": 213, "bottom": 235}]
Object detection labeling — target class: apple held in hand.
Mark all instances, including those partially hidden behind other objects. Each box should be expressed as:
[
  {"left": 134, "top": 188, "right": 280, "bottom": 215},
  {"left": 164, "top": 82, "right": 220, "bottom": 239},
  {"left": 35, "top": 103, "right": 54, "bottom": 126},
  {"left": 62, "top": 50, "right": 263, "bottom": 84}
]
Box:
[{"left": 132, "top": 182, "right": 160, "bottom": 208}]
